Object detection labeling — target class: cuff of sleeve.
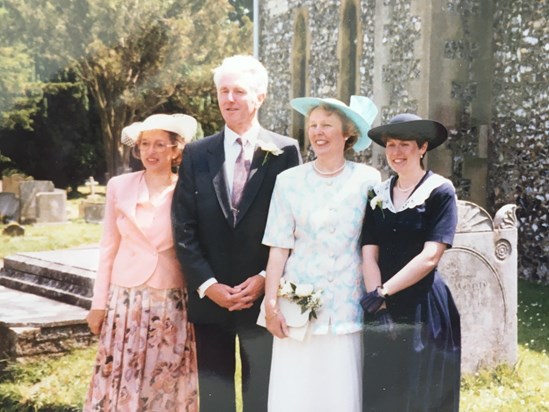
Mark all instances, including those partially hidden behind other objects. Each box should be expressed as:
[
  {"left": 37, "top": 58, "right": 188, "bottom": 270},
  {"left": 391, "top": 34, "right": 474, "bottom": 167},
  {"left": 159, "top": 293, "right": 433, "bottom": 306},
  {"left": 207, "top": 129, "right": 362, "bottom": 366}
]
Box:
[
  {"left": 258, "top": 270, "right": 266, "bottom": 278},
  {"left": 198, "top": 278, "right": 218, "bottom": 299}
]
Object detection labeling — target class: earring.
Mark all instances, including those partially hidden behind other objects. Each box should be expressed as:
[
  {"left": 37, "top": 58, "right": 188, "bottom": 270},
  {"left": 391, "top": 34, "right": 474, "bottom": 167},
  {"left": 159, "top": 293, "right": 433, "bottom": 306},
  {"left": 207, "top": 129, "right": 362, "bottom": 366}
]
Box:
[{"left": 421, "top": 154, "right": 424, "bottom": 159}]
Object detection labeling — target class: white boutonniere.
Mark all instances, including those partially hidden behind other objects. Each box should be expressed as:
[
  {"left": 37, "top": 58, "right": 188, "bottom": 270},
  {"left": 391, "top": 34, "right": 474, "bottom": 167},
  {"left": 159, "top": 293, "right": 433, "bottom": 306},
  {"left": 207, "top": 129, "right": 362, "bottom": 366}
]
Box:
[
  {"left": 368, "top": 189, "right": 385, "bottom": 218},
  {"left": 257, "top": 140, "right": 283, "bottom": 165},
  {"left": 278, "top": 278, "right": 322, "bottom": 320}
]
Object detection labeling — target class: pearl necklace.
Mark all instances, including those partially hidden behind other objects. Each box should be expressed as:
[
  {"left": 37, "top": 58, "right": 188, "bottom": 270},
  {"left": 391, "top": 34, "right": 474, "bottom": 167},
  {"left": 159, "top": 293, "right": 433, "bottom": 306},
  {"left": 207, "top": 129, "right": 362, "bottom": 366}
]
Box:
[
  {"left": 396, "top": 180, "right": 416, "bottom": 192},
  {"left": 312, "top": 160, "right": 346, "bottom": 176},
  {"left": 396, "top": 171, "right": 427, "bottom": 192}
]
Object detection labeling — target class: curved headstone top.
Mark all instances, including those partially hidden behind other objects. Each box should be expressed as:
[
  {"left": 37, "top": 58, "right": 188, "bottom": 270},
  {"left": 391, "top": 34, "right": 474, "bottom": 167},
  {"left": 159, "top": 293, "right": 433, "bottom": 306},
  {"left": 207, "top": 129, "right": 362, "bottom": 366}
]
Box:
[{"left": 456, "top": 200, "right": 493, "bottom": 233}]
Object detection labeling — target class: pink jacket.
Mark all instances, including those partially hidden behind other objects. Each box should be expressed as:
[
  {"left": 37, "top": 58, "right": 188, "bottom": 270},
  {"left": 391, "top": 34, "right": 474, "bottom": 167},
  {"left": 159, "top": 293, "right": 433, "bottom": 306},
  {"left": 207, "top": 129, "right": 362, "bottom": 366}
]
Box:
[{"left": 91, "top": 171, "right": 184, "bottom": 309}]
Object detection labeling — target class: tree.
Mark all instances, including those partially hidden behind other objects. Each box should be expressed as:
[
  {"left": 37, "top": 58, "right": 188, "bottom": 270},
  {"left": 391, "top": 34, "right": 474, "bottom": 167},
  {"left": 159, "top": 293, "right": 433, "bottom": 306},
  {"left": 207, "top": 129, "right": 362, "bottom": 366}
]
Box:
[
  {"left": 229, "top": 0, "right": 254, "bottom": 24},
  {"left": 3, "top": 0, "right": 252, "bottom": 177}
]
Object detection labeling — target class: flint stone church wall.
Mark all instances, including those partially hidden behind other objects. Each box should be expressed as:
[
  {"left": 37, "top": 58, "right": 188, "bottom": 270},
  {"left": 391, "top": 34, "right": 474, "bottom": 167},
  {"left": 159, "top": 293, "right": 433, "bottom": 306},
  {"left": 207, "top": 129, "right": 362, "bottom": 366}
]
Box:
[{"left": 257, "top": 0, "right": 549, "bottom": 283}]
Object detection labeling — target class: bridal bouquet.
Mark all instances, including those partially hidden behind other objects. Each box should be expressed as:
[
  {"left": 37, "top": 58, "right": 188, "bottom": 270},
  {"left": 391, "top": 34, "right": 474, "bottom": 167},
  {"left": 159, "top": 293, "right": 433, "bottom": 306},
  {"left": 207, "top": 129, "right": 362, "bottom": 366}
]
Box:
[{"left": 278, "top": 278, "right": 322, "bottom": 320}]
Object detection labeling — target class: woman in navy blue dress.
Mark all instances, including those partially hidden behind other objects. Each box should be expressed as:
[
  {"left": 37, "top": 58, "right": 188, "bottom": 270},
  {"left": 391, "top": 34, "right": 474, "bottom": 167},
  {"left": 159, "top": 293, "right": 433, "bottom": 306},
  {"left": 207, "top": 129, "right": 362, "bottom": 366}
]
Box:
[{"left": 360, "top": 114, "right": 461, "bottom": 412}]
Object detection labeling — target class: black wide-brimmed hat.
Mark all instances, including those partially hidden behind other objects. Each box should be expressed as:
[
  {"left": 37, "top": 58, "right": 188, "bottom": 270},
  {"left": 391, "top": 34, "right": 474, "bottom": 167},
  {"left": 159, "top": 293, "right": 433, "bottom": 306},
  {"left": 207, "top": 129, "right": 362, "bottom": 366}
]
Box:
[{"left": 367, "top": 113, "right": 448, "bottom": 151}]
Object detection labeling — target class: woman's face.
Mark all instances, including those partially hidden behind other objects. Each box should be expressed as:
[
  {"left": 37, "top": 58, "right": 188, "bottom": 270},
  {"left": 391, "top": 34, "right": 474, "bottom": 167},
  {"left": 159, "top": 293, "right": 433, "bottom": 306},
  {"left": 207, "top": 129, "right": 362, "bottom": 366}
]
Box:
[
  {"left": 137, "top": 129, "right": 177, "bottom": 173},
  {"left": 385, "top": 137, "right": 428, "bottom": 174},
  {"left": 307, "top": 108, "right": 347, "bottom": 158}
]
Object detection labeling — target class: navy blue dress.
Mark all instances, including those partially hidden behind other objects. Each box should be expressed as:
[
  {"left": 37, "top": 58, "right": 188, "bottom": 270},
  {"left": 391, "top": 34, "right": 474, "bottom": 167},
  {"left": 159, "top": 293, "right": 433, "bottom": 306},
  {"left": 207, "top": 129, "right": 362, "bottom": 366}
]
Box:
[{"left": 361, "top": 171, "right": 461, "bottom": 412}]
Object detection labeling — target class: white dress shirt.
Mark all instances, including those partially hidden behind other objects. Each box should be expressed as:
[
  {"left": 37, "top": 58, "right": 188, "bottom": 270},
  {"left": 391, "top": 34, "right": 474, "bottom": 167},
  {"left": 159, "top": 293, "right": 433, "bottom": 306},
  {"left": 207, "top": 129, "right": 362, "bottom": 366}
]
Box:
[
  {"left": 198, "top": 124, "right": 265, "bottom": 298},
  {"left": 223, "top": 124, "right": 260, "bottom": 196}
]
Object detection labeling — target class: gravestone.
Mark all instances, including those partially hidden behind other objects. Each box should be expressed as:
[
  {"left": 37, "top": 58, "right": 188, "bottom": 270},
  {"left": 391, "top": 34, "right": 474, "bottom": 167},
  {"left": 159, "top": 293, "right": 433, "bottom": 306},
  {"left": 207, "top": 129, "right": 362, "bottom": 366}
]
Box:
[
  {"left": 79, "top": 176, "right": 105, "bottom": 223},
  {"left": 85, "top": 176, "right": 99, "bottom": 197},
  {"left": 2, "top": 174, "right": 30, "bottom": 197},
  {"left": 19, "top": 180, "right": 55, "bottom": 223},
  {"left": 36, "top": 189, "right": 67, "bottom": 223},
  {"left": 83, "top": 202, "right": 105, "bottom": 224},
  {"left": 0, "top": 192, "right": 20, "bottom": 223},
  {"left": 439, "top": 200, "right": 518, "bottom": 373}
]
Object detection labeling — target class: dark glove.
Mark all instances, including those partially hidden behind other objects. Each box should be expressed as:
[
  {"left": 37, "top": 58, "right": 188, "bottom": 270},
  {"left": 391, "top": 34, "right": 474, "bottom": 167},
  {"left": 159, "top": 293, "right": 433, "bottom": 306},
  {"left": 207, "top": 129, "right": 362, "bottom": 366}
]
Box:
[
  {"left": 360, "top": 289, "right": 385, "bottom": 314},
  {"left": 373, "top": 308, "right": 397, "bottom": 340}
]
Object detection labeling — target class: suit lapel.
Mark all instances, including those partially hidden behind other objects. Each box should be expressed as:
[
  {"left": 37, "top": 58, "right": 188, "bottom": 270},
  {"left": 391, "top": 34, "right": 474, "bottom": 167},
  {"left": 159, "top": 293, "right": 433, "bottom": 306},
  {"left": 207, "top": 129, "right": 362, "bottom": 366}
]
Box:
[
  {"left": 117, "top": 171, "right": 152, "bottom": 242},
  {"left": 207, "top": 133, "right": 233, "bottom": 223},
  {"left": 118, "top": 171, "right": 142, "bottom": 221},
  {"left": 233, "top": 129, "right": 272, "bottom": 226}
]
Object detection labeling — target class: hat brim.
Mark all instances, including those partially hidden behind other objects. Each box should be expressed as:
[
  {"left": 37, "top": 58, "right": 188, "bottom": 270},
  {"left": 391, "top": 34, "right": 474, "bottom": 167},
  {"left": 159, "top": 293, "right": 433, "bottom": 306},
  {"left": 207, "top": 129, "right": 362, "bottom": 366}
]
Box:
[
  {"left": 367, "top": 120, "right": 448, "bottom": 151},
  {"left": 121, "top": 114, "right": 198, "bottom": 147},
  {"left": 290, "top": 97, "right": 374, "bottom": 152}
]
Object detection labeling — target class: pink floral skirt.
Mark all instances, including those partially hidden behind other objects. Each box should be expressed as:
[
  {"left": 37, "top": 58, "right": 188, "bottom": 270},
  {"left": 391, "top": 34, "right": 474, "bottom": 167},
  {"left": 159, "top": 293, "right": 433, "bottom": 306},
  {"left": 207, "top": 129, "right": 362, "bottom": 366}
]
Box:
[{"left": 84, "top": 285, "right": 199, "bottom": 412}]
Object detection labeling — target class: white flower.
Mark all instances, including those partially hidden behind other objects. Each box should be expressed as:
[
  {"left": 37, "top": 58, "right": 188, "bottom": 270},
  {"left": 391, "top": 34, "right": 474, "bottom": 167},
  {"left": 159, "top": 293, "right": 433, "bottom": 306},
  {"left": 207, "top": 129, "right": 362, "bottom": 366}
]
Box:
[
  {"left": 279, "top": 279, "right": 293, "bottom": 297},
  {"left": 277, "top": 280, "right": 322, "bottom": 320},
  {"left": 370, "top": 194, "right": 383, "bottom": 210},
  {"left": 257, "top": 140, "right": 283, "bottom": 156},
  {"left": 295, "top": 284, "right": 314, "bottom": 297}
]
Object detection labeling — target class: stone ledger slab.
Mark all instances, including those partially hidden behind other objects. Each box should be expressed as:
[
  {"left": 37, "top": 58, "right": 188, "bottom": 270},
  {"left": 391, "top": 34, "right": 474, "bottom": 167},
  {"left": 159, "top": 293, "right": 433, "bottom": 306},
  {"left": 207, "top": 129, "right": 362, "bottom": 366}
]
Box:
[
  {"left": 0, "top": 286, "right": 95, "bottom": 360},
  {"left": 0, "top": 247, "right": 99, "bottom": 360},
  {"left": 0, "top": 247, "right": 99, "bottom": 309}
]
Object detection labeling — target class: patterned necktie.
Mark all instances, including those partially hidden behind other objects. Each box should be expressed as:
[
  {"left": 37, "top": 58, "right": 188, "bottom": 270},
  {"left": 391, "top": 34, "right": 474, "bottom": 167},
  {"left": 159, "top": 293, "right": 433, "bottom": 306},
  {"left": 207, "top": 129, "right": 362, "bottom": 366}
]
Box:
[{"left": 231, "top": 137, "right": 251, "bottom": 219}]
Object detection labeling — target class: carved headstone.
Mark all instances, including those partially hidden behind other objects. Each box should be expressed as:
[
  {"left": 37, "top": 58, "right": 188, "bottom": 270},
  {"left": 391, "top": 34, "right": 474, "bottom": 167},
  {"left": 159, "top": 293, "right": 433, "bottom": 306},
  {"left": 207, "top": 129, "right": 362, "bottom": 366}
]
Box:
[{"left": 439, "top": 200, "right": 517, "bottom": 373}]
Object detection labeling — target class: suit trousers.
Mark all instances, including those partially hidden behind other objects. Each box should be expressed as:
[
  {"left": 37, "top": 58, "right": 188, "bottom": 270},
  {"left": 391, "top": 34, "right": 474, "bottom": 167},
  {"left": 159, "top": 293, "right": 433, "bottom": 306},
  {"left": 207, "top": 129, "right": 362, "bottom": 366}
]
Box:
[{"left": 194, "top": 321, "right": 273, "bottom": 412}]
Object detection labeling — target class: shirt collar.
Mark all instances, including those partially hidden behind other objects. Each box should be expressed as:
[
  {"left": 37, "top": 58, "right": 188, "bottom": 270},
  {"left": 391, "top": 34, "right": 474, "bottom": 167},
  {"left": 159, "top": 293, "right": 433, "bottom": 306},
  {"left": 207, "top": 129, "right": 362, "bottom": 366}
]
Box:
[{"left": 224, "top": 124, "right": 261, "bottom": 146}]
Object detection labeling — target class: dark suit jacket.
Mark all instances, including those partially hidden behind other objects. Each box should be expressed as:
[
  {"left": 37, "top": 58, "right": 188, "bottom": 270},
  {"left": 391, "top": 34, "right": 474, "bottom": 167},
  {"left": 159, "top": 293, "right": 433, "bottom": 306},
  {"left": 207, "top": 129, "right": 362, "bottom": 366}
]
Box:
[{"left": 172, "top": 128, "right": 301, "bottom": 326}]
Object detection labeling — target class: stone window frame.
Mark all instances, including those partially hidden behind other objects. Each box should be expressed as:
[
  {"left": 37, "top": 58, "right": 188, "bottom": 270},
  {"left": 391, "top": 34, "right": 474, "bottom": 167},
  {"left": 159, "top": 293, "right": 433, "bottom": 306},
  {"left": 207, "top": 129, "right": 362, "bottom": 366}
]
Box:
[
  {"left": 337, "top": 0, "right": 362, "bottom": 104},
  {"left": 290, "top": 7, "right": 311, "bottom": 152}
]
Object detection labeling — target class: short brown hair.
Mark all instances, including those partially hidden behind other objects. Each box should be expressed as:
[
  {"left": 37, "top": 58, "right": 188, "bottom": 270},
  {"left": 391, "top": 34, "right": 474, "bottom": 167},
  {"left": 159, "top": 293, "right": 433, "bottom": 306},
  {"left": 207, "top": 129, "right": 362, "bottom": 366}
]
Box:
[{"left": 308, "top": 104, "right": 360, "bottom": 151}]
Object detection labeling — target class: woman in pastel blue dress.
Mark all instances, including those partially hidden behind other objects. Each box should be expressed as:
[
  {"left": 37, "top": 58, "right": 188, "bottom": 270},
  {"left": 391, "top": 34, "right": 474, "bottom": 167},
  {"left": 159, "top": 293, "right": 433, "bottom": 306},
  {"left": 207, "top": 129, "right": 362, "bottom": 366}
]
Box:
[
  {"left": 360, "top": 114, "right": 461, "bottom": 411},
  {"left": 262, "top": 96, "right": 381, "bottom": 412}
]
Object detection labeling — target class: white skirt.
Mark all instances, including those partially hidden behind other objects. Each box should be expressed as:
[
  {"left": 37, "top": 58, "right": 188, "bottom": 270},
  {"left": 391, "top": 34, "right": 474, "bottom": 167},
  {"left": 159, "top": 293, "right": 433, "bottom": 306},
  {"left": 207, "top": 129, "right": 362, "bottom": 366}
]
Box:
[{"left": 268, "top": 331, "right": 363, "bottom": 412}]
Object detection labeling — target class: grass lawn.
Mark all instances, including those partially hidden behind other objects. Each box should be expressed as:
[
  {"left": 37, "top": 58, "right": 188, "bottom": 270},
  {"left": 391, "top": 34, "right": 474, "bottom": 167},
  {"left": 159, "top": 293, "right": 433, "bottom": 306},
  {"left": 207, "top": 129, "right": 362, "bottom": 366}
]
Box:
[
  {"left": 0, "top": 191, "right": 547, "bottom": 411},
  {"left": 0, "top": 280, "right": 546, "bottom": 411}
]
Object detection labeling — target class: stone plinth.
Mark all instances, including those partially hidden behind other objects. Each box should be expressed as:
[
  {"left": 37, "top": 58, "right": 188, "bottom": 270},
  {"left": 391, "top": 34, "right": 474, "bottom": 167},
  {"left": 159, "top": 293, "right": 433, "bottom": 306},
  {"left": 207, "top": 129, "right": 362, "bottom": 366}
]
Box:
[
  {"left": 439, "top": 201, "right": 518, "bottom": 373},
  {"left": 79, "top": 197, "right": 105, "bottom": 224}
]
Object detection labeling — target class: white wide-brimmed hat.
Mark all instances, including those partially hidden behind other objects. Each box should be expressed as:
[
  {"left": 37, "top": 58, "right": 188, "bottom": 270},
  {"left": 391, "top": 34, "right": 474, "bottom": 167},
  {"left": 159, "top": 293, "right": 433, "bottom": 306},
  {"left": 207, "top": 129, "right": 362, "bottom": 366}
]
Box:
[
  {"left": 121, "top": 113, "right": 198, "bottom": 147},
  {"left": 290, "top": 95, "right": 378, "bottom": 152}
]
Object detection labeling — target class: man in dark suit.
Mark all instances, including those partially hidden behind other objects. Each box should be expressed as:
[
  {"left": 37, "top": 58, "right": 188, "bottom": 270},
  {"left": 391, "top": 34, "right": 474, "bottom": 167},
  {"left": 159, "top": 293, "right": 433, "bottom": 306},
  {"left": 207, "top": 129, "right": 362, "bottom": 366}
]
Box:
[{"left": 172, "top": 55, "right": 301, "bottom": 412}]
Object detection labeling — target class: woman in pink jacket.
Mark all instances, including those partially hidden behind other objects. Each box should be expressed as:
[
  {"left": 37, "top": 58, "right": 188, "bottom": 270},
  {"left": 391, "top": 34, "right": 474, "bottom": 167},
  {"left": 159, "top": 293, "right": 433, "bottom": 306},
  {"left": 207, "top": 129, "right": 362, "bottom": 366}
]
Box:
[{"left": 84, "top": 114, "right": 199, "bottom": 411}]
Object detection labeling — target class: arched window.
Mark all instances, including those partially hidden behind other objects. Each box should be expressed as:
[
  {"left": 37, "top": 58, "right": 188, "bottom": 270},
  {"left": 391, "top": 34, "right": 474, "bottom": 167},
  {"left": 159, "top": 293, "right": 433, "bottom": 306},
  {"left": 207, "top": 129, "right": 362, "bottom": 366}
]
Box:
[
  {"left": 338, "top": 0, "right": 360, "bottom": 104},
  {"left": 291, "top": 10, "right": 309, "bottom": 151}
]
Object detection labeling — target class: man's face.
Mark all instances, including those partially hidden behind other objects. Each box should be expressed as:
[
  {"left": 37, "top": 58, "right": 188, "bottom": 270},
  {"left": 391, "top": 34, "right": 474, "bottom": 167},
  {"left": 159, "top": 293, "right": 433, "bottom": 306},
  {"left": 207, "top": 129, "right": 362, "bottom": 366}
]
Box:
[{"left": 216, "top": 72, "right": 265, "bottom": 134}]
